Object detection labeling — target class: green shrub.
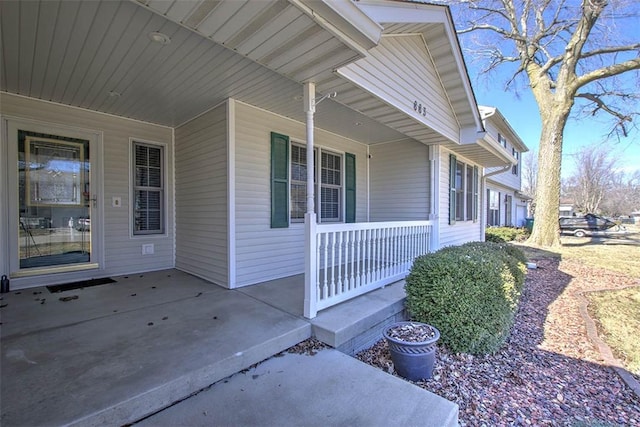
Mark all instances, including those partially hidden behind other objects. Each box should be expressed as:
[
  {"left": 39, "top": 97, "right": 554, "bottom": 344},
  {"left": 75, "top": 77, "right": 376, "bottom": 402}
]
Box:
[
  {"left": 485, "top": 226, "right": 529, "bottom": 243},
  {"left": 405, "top": 241, "right": 526, "bottom": 355}
]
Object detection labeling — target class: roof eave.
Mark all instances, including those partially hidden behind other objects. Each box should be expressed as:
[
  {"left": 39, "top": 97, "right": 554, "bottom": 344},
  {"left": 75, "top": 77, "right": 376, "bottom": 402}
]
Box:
[{"left": 292, "top": 0, "right": 383, "bottom": 57}]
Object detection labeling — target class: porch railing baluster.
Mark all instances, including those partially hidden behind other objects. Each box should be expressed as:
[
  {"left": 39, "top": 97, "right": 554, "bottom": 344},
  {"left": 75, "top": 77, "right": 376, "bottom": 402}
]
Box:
[
  {"left": 304, "top": 221, "right": 432, "bottom": 318},
  {"left": 337, "top": 231, "right": 343, "bottom": 295}
]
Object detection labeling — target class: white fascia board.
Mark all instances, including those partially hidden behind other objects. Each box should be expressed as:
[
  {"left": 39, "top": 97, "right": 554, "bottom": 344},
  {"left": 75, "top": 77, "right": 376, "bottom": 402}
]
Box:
[
  {"left": 356, "top": 1, "right": 449, "bottom": 23},
  {"left": 291, "top": 0, "right": 382, "bottom": 57},
  {"left": 490, "top": 108, "right": 529, "bottom": 152},
  {"left": 477, "top": 138, "right": 517, "bottom": 166},
  {"left": 460, "top": 127, "right": 486, "bottom": 144},
  {"left": 440, "top": 9, "right": 485, "bottom": 133},
  {"left": 479, "top": 104, "right": 528, "bottom": 152},
  {"left": 479, "top": 132, "right": 518, "bottom": 165}
]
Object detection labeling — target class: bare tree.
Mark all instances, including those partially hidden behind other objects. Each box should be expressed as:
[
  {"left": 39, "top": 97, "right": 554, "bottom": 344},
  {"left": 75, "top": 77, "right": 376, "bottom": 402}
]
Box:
[
  {"left": 522, "top": 149, "right": 538, "bottom": 216},
  {"left": 447, "top": 0, "right": 640, "bottom": 247},
  {"left": 563, "top": 143, "right": 618, "bottom": 214},
  {"left": 599, "top": 169, "right": 640, "bottom": 216},
  {"left": 522, "top": 149, "right": 538, "bottom": 197}
]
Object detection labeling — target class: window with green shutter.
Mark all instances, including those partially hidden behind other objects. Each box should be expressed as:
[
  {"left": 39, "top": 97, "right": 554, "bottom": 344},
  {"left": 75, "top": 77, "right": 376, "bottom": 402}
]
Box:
[
  {"left": 449, "top": 154, "right": 457, "bottom": 225},
  {"left": 271, "top": 134, "right": 354, "bottom": 225}
]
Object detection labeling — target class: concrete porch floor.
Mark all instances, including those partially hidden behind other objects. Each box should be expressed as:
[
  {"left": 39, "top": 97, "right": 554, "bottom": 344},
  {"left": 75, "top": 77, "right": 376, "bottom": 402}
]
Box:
[{"left": 0, "top": 269, "right": 457, "bottom": 426}]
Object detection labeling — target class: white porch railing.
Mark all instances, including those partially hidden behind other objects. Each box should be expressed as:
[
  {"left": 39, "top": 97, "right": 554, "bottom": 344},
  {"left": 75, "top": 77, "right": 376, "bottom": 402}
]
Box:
[{"left": 304, "top": 220, "right": 434, "bottom": 318}]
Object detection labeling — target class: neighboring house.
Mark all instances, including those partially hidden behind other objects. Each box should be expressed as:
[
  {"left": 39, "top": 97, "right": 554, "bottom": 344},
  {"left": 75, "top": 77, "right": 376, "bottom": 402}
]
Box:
[
  {"left": 478, "top": 106, "right": 530, "bottom": 228},
  {"left": 1, "top": 0, "right": 516, "bottom": 318},
  {"left": 559, "top": 200, "right": 577, "bottom": 217}
]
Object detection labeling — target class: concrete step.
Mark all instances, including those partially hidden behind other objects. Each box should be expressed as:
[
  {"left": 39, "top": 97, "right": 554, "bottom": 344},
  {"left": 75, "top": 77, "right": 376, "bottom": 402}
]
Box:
[
  {"left": 135, "top": 348, "right": 459, "bottom": 427},
  {"left": 310, "top": 280, "right": 407, "bottom": 355}
]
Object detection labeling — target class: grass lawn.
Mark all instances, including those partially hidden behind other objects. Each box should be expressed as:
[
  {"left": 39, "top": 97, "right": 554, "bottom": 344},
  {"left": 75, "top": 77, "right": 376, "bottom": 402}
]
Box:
[
  {"left": 517, "top": 233, "right": 640, "bottom": 376},
  {"left": 560, "top": 239, "right": 640, "bottom": 278},
  {"left": 587, "top": 287, "right": 640, "bottom": 375}
]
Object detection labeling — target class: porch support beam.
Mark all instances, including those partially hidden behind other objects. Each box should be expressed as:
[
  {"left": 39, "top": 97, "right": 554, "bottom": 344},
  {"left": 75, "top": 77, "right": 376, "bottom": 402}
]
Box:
[
  {"left": 303, "top": 82, "right": 316, "bottom": 214},
  {"left": 303, "top": 82, "right": 318, "bottom": 318}
]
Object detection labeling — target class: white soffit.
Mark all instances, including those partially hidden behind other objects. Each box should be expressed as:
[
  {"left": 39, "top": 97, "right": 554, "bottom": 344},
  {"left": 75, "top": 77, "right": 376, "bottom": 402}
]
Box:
[
  {"left": 137, "top": 0, "right": 374, "bottom": 84},
  {"left": 0, "top": 0, "right": 406, "bottom": 144}
]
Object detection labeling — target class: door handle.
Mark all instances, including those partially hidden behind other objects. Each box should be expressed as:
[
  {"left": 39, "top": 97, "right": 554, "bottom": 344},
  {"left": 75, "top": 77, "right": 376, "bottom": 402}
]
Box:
[{"left": 91, "top": 195, "right": 98, "bottom": 208}]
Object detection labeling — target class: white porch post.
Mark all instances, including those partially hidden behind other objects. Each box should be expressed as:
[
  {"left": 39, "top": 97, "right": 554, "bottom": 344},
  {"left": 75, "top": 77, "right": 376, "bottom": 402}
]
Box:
[
  {"left": 429, "top": 145, "right": 440, "bottom": 252},
  {"left": 303, "top": 82, "right": 318, "bottom": 319}
]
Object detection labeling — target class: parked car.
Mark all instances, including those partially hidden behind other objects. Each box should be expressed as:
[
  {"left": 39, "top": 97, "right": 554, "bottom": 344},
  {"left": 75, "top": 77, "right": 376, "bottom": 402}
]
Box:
[
  {"left": 76, "top": 217, "right": 90, "bottom": 231},
  {"left": 559, "top": 213, "right": 617, "bottom": 237}
]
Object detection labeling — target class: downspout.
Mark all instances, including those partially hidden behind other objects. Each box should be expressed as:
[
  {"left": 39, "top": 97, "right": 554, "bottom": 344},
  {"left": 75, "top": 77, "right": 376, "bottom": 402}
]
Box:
[{"left": 481, "top": 163, "right": 512, "bottom": 240}]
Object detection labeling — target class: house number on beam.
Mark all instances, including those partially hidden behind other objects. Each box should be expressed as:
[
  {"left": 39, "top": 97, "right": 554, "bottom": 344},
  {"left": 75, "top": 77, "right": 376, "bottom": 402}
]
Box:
[{"left": 413, "top": 101, "right": 427, "bottom": 117}]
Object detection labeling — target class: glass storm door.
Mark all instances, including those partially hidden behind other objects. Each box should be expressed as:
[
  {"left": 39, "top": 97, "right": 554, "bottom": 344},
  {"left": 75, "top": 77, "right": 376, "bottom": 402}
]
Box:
[{"left": 16, "top": 131, "right": 93, "bottom": 270}]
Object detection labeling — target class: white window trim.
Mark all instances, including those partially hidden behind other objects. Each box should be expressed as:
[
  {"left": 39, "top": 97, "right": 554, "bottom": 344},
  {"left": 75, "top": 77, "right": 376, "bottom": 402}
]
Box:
[
  {"left": 289, "top": 141, "right": 345, "bottom": 224},
  {"left": 454, "top": 159, "right": 477, "bottom": 222},
  {"left": 129, "top": 138, "right": 168, "bottom": 238}
]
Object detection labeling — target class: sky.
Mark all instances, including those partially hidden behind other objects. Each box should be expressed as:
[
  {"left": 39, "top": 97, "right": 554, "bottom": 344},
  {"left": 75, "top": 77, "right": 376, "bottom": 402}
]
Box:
[{"left": 447, "top": 2, "right": 640, "bottom": 181}]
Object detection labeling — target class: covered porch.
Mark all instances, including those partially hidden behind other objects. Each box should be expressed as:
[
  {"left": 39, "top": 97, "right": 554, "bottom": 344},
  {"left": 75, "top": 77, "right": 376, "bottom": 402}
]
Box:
[{"left": 0, "top": 269, "right": 458, "bottom": 426}]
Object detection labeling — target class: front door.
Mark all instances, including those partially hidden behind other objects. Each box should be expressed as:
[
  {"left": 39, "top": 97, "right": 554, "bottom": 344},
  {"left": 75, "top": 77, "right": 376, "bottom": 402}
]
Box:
[{"left": 6, "top": 119, "right": 101, "bottom": 276}]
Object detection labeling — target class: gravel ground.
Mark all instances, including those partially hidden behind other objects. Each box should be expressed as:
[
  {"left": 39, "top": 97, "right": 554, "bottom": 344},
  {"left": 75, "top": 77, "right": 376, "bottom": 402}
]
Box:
[{"left": 356, "top": 258, "right": 640, "bottom": 426}]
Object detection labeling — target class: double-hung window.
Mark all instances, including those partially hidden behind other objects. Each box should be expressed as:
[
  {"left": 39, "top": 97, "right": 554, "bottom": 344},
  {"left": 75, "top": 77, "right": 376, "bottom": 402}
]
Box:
[
  {"left": 449, "top": 153, "right": 478, "bottom": 224},
  {"left": 498, "top": 133, "right": 507, "bottom": 148},
  {"left": 290, "top": 144, "right": 309, "bottom": 221},
  {"left": 133, "top": 141, "right": 164, "bottom": 235},
  {"left": 455, "top": 160, "right": 465, "bottom": 221},
  {"left": 320, "top": 151, "right": 342, "bottom": 222},
  {"left": 290, "top": 143, "right": 342, "bottom": 223}
]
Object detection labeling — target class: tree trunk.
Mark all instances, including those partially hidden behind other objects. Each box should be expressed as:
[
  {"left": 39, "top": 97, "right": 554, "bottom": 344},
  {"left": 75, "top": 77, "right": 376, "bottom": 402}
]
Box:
[{"left": 527, "top": 105, "right": 572, "bottom": 247}]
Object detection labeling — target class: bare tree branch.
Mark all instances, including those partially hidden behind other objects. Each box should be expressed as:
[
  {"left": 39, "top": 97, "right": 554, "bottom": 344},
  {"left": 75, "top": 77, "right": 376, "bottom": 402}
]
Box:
[
  {"left": 581, "top": 43, "right": 640, "bottom": 59},
  {"left": 573, "top": 57, "right": 640, "bottom": 91},
  {"left": 576, "top": 92, "right": 632, "bottom": 136}
]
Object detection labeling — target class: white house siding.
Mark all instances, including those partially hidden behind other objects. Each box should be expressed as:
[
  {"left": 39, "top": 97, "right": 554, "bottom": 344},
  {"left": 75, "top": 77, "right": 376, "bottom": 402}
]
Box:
[
  {"left": 174, "top": 103, "right": 228, "bottom": 287},
  {"left": 233, "top": 100, "right": 369, "bottom": 287},
  {"left": 483, "top": 122, "right": 522, "bottom": 190},
  {"left": 485, "top": 160, "right": 521, "bottom": 190},
  {"left": 339, "top": 35, "right": 459, "bottom": 143},
  {"left": 438, "top": 148, "right": 482, "bottom": 247},
  {"left": 369, "top": 139, "right": 430, "bottom": 221},
  {"left": 1, "top": 93, "right": 174, "bottom": 287}
]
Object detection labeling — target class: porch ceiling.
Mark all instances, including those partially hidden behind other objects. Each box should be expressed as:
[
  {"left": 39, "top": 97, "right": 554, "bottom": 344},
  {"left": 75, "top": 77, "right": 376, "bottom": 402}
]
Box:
[{"left": 0, "top": 0, "right": 405, "bottom": 144}]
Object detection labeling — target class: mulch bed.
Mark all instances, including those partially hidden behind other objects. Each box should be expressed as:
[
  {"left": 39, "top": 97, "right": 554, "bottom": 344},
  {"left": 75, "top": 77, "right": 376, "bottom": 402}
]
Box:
[{"left": 356, "top": 258, "right": 640, "bottom": 426}]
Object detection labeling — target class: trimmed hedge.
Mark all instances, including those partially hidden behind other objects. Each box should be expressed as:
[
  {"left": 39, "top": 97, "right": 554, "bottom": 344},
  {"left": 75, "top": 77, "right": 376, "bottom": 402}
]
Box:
[
  {"left": 405, "top": 241, "right": 526, "bottom": 355},
  {"left": 485, "top": 226, "right": 530, "bottom": 243}
]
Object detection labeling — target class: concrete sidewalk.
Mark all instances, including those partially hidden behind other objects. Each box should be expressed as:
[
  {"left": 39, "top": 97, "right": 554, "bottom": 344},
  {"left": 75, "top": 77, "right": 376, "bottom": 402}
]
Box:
[{"left": 135, "top": 348, "right": 459, "bottom": 427}]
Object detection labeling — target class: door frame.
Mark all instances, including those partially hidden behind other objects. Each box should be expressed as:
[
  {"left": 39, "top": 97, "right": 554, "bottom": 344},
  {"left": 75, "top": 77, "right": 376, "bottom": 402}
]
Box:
[{"left": 2, "top": 116, "right": 104, "bottom": 279}]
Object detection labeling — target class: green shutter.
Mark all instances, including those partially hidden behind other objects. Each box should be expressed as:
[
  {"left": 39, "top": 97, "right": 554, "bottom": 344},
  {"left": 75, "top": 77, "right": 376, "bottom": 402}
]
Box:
[
  {"left": 449, "top": 153, "right": 456, "bottom": 225},
  {"left": 345, "top": 153, "right": 356, "bottom": 223},
  {"left": 271, "top": 132, "right": 289, "bottom": 228},
  {"left": 473, "top": 165, "right": 479, "bottom": 222}
]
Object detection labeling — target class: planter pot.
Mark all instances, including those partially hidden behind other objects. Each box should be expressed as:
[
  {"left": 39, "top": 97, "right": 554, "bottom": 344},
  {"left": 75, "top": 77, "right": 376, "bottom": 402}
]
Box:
[{"left": 383, "top": 321, "right": 440, "bottom": 381}]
